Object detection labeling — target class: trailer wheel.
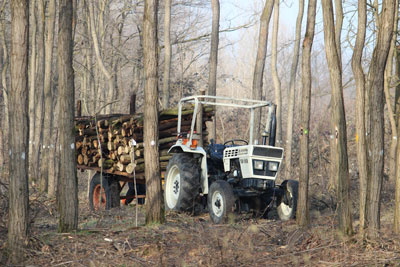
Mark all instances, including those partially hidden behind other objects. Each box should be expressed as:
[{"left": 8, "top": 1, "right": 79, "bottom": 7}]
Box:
[
  {"left": 208, "top": 180, "right": 235, "bottom": 224},
  {"left": 89, "top": 173, "right": 120, "bottom": 210},
  {"left": 164, "top": 153, "right": 200, "bottom": 212},
  {"left": 277, "top": 180, "right": 298, "bottom": 221}
]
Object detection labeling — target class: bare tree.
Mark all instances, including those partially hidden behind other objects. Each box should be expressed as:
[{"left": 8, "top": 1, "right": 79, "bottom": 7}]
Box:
[
  {"left": 162, "top": 0, "right": 171, "bottom": 109},
  {"left": 351, "top": 0, "right": 368, "bottom": 234},
  {"left": 252, "top": 0, "right": 274, "bottom": 141},
  {"left": 284, "top": 0, "right": 304, "bottom": 179},
  {"left": 40, "top": 0, "right": 56, "bottom": 194},
  {"left": 143, "top": 0, "right": 164, "bottom": 224},
  {"left": 367, "top": 0, "right": 395, "bottom": 238},
  {"left": 384, "top": 0, "right": 399, "bottom": 184},
  {"left": 208, "top": 0, "right": 220, "bottom": 141},
  {"left": 271, "top": 0, "right": 282, "bottom": 145},
  {"left": 8, "top": 0, "right": 29, "bottom": 262},
  {"left": 322, "top": 0, "right": 352, "bottom": 235},
  {"left": 86, "top": 0, "right": 114, "bottom": 114},
  {"left": 57, "top": 0, "right": 78, "bottom": 232},
  {"left": 296, "top": 0, "right": 316, "bottom": 228}
]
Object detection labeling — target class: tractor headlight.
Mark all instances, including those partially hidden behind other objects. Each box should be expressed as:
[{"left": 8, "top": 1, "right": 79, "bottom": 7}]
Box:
[
  {"left": 254, "top": 160, "right": 264, "bottom": 170},
  {"left": 268, "top": 162, "right": 279, "bottom": 171}
]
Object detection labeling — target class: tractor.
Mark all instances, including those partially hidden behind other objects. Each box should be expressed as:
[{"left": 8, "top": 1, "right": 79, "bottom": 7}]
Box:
[{"left": 164, "top": 95, "right": 298, "bottom": 223}]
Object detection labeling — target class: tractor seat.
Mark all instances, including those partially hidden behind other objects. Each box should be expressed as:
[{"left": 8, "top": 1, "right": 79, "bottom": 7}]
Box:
[{"left": 207, "top": 139, "right": 225, "bottom": 161}]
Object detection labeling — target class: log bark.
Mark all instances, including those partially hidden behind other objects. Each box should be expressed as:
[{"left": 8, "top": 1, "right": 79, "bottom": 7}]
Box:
[{"left": 162, "top": 0, "right": 171, "bottom": 109}]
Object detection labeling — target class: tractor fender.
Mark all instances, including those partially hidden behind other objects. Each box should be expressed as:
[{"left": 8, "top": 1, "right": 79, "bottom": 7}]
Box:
[{"left": 168, "top": 144, "right": 209, "bottom": 194}]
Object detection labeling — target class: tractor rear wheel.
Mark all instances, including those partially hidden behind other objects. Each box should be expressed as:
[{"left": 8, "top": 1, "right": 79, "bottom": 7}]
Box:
[{"left": 164, "top": 153, "right": 200, "bottom": 212}]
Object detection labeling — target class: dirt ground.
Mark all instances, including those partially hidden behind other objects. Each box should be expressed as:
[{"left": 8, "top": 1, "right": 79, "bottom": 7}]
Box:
[{"left": 1, "top": 171, "right": 400, "bottom": 266}]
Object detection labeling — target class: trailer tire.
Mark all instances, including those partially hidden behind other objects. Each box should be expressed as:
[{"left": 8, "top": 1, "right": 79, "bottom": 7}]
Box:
[
  {"left": 89, "top": 173, "right": 120, "bottom": 210},
  {"left": 164, "top": 153, "right": 200, "bottom": 212},
  {"left": 277, "top": 180, "right": 298, "bottom": 221}
]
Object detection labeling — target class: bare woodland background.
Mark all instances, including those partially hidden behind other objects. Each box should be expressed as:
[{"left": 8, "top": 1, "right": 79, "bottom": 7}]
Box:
[{"left": 1, "top": 0, "right": 400, "bottom": 265}]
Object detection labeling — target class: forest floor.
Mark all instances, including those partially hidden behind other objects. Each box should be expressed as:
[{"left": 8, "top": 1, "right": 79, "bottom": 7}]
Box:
[{"left": 1, "top": 171, "right": 400, "bottom": 266}]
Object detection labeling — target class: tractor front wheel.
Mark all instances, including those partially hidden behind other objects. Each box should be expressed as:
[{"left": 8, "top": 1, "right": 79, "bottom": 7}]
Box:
[
  {"left": 277, "top": 180, "right": 298, "bottom": 221},
  {"left": 208, "top": 180, "right": 235, "bottom": 224}
]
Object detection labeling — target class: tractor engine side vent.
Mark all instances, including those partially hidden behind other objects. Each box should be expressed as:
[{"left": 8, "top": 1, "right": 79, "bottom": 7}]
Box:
[{"left": 253, "top": 147, "right": 283, "bottom": 158}]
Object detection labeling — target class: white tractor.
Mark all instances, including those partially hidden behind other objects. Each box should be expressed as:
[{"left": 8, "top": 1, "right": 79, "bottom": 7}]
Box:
[{"left": 164, "top": 95, "right": 298, "bottom": 223}]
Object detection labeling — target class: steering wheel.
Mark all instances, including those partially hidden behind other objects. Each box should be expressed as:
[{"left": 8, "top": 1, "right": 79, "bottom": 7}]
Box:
[{"left": 223, "top": 139, "right": 248, "bottom": 146}]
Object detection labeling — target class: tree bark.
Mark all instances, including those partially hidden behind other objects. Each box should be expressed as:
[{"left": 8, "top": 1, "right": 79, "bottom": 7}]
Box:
[
  {"left": 284, "top": 0, "right": 304, "bottom": 179},
  {"left": 271, "top": 0, "right": 282, "bottom": 145},
  {"left": 322, "top": 0, "right": 352, "bottom": 236},
  {"left": 252, "top": 0, "right": 274, "bottom": 142},
  {"left": 208, "top": 0, "right": 220, "bottom": 141},
  {"left": 366, "top": 0, "right": 395, "bottom": 238},
  {"left": 328, "top": 0, "right": 343, "bottom": 190},
  {"left": 57, "top": 0, "right": 78, "bottom": 232},
  {"left": 296, "top": 0, "right": 316, "bottom": 228},
  {"left": 8, "top": 0, "right": 29, "bottom": 263},
  {"left": 162, "top": 0, "right": 171, "bottom": 109},
  {"left": 28, "top": 1, "right": 37, "bottom": 182},
  {"left": 143, "top": 0, "right": 164, "bottom": 224},
  {"left": 0, "top": 0, "right": 9, "bottom": 179},
  {"left": 351, "top": 0, "right": 368, "bottom": 234},
  {"left": 384, "top": 0, "right": 399, "bottom": 184},
  {"left": 40, "top": 0, "right": 56, "bottom": 193}
]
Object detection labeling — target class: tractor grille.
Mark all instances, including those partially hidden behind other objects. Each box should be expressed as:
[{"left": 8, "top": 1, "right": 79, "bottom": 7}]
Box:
[
  {"left": 253, "top": 147, "right": 283, "bottom": 158},
  {"left": 224, "top": 148, "right": 239, "bottom": 158}
]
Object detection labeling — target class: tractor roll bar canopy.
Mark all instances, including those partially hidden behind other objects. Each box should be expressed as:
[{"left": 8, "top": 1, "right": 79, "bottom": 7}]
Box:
[{"left": 177, "top": 95, "right": 276, "bottom": 146}]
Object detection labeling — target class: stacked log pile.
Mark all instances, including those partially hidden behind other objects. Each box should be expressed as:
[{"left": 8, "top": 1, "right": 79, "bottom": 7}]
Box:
[{"left": 75, "top": 106, "right": 213, "bottom": 177}]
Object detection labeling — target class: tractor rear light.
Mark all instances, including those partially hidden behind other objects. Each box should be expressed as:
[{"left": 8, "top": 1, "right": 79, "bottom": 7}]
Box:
[
  {"left": 268, "top": 162, "right": 279, "bottom": 171},
  {"left": 254, "top": 160, "right": 264, "bottom": 170}
]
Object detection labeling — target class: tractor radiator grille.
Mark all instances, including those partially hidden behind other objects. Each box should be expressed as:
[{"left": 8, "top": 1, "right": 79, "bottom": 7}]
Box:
[
  {"left": 224, "top": 148, "right": 239, "bottom": 158},
  {"left": 253, "top": 147, "right": 283, "bottom": 158}
]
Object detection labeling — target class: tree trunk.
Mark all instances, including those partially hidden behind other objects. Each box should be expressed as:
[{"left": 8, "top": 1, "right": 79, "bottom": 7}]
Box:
[
  {"left": 162, "top": 0, "right": 171, "bottom": 109},
  {"left": 28, "top": 1, "right": 36, "bottom": 182},
  {"left": 87, "top": 0, "right": 114, "bottom": 114},
  {"left": 384, "top": 0, "right": 399, "bottom": 184},
  {"left": 57, "top": 0, "right": 78, "bottom": 232},
  {"left": 351, "top": 0, "right": 368, "bottom": 234},
  {"left": 143, "top": 0, "right": 164, "bottom": 224},
  {"left": 252, "top": 0, "right": 274, "bottom": 143},
  {"left": 0, "top": 0, "right": 9, "bottom": 179},
  {"left": 296, "top": 0, "right": 316, "bottom": 228},
  {"left": 328, "top": 0, "right": 344, "bottom": 190},
  {"left": 367, "top": 0, "right": 395, "bottom": 238},
  {"left": 284, "top": 0, "right": 304, "bottom": 179},
  {"left": 271, "top": 0, "right": 282, "bottom": 145},
  {"left": 8, "top": 0, "right": 29, "bottom": 263},
  {"left": 40, "top": 0, "right": 56, "bottom": 193},
  {"left": 322, "top": 0, "right": 352, "bottom": 236},
  {"left": 208, "top": 0, "right": 220, "bottom": 141}
]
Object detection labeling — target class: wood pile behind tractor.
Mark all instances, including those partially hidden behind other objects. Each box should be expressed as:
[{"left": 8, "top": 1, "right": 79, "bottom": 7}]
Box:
[{"left": 74, "top": 104, "right": 213, "bottom": 180}]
